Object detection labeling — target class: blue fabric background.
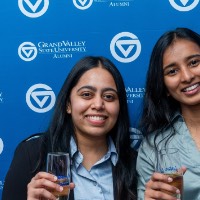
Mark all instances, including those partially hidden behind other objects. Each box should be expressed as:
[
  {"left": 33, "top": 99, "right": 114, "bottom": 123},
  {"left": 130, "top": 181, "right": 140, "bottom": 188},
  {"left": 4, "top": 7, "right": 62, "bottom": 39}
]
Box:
[{"left": 0, "top": 0, "right": 199, "bottom": 197}]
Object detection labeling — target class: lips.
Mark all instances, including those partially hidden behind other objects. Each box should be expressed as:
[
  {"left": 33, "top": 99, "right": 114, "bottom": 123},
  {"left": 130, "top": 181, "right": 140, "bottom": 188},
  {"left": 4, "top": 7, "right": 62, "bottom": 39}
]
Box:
[
  {"left": 86, "top": 115, "right": 107, "bottom": 121},
  {"left": 182, "top": 83, "right": 200, "bottom": 92}
]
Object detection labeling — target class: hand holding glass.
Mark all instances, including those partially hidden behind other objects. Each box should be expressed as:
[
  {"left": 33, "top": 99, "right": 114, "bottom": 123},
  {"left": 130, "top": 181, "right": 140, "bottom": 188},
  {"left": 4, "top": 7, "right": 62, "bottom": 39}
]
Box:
[
  {"left": 46, "top": 152, "right": 70, "bottom": 199},
  {"left": 156, "top": 148, "right": 183, "bottom": 199}
]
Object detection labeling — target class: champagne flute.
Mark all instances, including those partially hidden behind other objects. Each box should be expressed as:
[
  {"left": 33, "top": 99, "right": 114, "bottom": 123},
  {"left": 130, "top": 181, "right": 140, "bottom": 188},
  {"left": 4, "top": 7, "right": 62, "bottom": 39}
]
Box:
[
  {"left": 155, "top": 148, "right": 183, "bottom": 199},
  {"left": 46, "top": 152, "right": 70, "bottom": 200}
]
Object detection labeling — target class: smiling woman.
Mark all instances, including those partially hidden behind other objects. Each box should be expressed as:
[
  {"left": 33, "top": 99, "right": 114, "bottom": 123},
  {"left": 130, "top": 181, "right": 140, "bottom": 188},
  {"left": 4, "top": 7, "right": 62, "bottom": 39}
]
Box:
[
  {"left": 2, "top": 56, "right": 137, "bottom": 200},
  {"left": 137, "top": 27, "right": 200, "bottom": 200}
]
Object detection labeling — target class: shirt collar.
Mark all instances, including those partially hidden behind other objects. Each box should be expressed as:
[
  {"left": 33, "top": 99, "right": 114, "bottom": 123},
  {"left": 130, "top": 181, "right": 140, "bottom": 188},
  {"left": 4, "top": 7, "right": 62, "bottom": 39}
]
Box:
[
  {"left": 163, "top": 111, "right": 183, "bottom": 129},
  {"left": 108, "top": 137, "right": 118, "bottom": 166},
  {"left": 70, "top": 136, "right": 118, "bottom": 166}
]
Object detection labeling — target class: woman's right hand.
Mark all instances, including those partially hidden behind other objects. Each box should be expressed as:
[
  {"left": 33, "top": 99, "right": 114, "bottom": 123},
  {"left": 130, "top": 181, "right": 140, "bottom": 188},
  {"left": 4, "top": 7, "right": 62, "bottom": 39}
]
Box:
[
  {"left": 27, "top": 171, "right": 64, "bottom": 200},
  {"left": 144, "top": 172, "right": 181, "bottom": 200}
]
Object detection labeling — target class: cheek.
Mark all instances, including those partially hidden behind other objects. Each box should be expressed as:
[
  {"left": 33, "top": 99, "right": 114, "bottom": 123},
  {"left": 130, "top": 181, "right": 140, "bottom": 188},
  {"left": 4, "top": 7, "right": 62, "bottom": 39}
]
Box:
[
  {"left": 164, "top": 77, "right": 179, "bottom": 92},
  {"left": 109, "top": 104, "right": 120, "bottom": 118},
  {"left": 70, "top": 101, "right": 86, "bottom": 113},
  {"left": 192, "top": 67, "right": 200, "bottom": 75}
]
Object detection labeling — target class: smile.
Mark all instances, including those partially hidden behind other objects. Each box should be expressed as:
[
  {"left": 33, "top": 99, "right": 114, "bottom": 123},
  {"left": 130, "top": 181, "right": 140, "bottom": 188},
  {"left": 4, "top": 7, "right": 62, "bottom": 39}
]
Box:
[
  {"left": 86, "top": 115, "right": 107, "bottom": 121},
  {"left": 182, "top": 83, "right": 200, "bottom": 92}
]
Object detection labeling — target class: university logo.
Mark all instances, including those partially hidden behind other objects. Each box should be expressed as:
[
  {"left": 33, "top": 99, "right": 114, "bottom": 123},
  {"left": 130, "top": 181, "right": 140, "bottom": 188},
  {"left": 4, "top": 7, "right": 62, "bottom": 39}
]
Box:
[
  {"left": 126, "top": 87, "right": 145, "bottom": 103},
  {"left": 73, "top": 0, "right": 93, "bottom": 10},
  {"left": 18, "top": 0, "right": 49, "bottom": 18},
  {"left": 26, "top": 84, "right": 56, "bottom": 113},
  {"left": 110, "top": 32, "right": 141, "bottom": 63},
  {"left": 0, "top": 138, "right": 3, "bottom": 155},
  {"left": 169, "top": 0, "right": 199, "bottom": 11},
  {"left": 18, "top": 42, "right": 38, "bottom": 61},
  {"left": 130, "top": 128, "right": 143, "bottom": 150}
]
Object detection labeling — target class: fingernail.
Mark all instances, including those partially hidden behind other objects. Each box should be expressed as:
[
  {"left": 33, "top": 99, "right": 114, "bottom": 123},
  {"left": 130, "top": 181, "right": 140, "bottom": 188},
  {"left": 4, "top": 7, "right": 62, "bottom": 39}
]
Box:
[
  {"left": 54, "top": 176, "right": 57, "bottom": 181},
  {"left": 60, "top": 186, "right": 63, "bottom": 192},
  {"left": 176, "top": 189, "right": 180, "bottom": 193},
  {"left": 168, "top": 177, "right": 173, "bottom": 182}
]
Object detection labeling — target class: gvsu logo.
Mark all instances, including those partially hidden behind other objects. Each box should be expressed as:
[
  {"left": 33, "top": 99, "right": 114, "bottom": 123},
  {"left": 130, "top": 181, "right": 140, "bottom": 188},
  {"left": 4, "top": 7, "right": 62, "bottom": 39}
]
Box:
[
  {"left": 169, "top": 0, "right": 199, "bottom": 11},
  {"left": 18, "top": 42, "right": 38, "bottom": 61},
  {"left": 26, "top": 84, "right": 56, "bottom": 113},
  {"left": 110, "top": 32, "right": 141, "bottom": 63},
  {"left": 0, "top": 138, "right": 3, "bottom": 155},
  {"left": 18, "top": 0, "right": 49, "bottom": 18},
  {"left": 73, "top": 0, "right": 93, "bottom": 10}
]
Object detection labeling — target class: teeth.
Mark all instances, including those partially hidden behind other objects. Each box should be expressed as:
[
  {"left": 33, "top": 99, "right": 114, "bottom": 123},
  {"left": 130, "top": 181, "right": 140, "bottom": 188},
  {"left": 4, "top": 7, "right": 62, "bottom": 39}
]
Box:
[
  {"left": 184, "top": 84, "right": 199, "bottom": 92},
  {"left": 87, "top": 116, "right": 105, "bottom": 120}
]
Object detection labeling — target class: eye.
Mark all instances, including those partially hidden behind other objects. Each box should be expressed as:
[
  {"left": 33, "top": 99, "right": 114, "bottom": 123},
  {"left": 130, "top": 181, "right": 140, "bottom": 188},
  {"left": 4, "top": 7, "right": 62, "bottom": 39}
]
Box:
[
  {"left": 103, "top": 93, "right": 117, "bottom": 102},
  {"left": 80, "top": 92, "right": 93, "bottom": 99},
  {"left": 164, "top": 67, "right": 178, "bottom": 76},
  {"left": 189, "top": 59, "right": 200, "bottom": 67}
]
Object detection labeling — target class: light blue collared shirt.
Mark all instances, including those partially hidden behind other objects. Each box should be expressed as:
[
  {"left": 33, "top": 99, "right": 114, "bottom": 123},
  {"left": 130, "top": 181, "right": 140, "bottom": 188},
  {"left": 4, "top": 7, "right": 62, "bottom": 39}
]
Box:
[
  {"left": 70, "top": 137, "right": 118, "bottom": 200},
  {"left": 137, "top": 112, "right": 200, "bottom": 200}
]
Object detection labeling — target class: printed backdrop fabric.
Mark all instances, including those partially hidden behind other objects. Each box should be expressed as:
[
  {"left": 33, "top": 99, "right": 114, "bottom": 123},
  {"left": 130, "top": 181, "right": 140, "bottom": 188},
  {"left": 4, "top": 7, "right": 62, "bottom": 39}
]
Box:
[{"left": 0, "top": 0, "right": 199, "bottom": 196}]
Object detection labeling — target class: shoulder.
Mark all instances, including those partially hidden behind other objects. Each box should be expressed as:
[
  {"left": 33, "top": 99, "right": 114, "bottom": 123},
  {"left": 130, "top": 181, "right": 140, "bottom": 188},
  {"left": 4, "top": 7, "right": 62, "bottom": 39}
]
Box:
[
  {"left": 14, "top": 133, "right": 45, "bottom": 159},
  {"left": 19, "top": 133, "right": 44, "bottom": 149}
]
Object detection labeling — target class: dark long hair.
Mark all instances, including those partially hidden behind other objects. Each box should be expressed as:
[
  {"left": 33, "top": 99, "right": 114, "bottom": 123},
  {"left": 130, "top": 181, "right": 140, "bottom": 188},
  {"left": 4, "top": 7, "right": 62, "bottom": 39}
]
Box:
[
  {"left": 38, "top": 56, "right": 137, "bottom": 199},
  {"left": 140, "top": 28, "right": 200, "bottom": 141}
]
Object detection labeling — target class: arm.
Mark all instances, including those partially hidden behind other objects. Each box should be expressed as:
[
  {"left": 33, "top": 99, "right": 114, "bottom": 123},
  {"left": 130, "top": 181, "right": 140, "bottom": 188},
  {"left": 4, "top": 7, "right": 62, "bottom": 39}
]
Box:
[
  {"left": 136, "top": 140, "right": 156, "bottom": 199},
  {"left": 137, "top": 140, "right": 185, "bottom": 200},
  {"left": 2, "top": 137, "right": 74, "bottom": 200},
  {"left": 2, "top": 140, "right": 34, "bottom": 200}
]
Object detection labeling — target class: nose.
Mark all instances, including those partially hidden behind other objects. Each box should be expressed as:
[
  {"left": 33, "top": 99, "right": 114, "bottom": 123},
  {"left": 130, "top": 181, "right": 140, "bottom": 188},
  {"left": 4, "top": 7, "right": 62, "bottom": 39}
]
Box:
[
  {"left": 181, "top": 67, "right": 194, "bottom": 83},
  {"left": 91, "top": 96, "right": 104, "bottom": 110}
]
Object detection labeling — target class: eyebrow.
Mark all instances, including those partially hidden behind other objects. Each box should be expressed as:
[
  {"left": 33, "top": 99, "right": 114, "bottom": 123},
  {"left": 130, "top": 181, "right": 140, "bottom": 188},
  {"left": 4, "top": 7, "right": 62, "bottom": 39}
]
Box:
[
  {"left": 77, "top": 85, "right": 118, "bottom": 94},
  {"left": 163, "top": 54, "right": 200, "bottom": 70},
  {"left": 187, "top": 54, "right": 200, "bottom": 60}
]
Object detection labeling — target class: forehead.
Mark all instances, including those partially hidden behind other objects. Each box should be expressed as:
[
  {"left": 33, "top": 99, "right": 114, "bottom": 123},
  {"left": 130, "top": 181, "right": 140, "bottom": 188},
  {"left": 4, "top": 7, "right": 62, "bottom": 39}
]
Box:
[
  {"left": 75, "top": 67, "right": 117, "bottom": 89},
  {"left": 163, "top": 39, "right": 200, "bottom": 62}
]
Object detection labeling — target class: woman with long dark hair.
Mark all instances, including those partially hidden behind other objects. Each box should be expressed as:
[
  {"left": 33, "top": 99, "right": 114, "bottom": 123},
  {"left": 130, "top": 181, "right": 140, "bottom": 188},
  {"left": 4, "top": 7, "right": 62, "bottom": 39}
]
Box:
[
  {"left": 137, "top": 28, "right": 200, "bottom": 199},
  {"left": 2, "top": 56, "right": 137, "bottom": 200}
]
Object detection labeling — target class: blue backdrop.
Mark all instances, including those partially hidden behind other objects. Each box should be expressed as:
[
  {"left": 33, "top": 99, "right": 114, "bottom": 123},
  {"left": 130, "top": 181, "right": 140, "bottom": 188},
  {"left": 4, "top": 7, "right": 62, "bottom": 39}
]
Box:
[{"left": 0, "top": 0, "right": 200, "bottom": 197}]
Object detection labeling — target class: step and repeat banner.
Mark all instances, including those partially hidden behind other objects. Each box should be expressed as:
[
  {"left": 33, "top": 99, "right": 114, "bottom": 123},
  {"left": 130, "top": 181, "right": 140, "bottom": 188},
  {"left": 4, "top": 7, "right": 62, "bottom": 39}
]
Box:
[{"left": 0, "top": 0, "right": 200, "bottom": 196}]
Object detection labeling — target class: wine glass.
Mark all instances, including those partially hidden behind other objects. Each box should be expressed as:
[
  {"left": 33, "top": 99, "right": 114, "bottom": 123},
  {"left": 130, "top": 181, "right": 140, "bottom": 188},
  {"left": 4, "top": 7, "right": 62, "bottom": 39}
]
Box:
[
  {"left": 46, "top": 152, "right": 70, "bottom": 200},
  {"left": 155, "top": 148, "right": 183, "bottom": 199}
]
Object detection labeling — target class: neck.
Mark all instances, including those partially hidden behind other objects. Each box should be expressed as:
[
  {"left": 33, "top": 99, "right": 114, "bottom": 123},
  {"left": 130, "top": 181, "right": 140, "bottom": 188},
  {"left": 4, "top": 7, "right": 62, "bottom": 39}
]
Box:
[
  {"left": 76, "top": 135, "right": 108, "bottom": 170},
  {"left": 181, "top": 104, "right": 200, "bottom": 124},
  {"left": 182, "top": 105, "right": 200, "bottom": 150}
]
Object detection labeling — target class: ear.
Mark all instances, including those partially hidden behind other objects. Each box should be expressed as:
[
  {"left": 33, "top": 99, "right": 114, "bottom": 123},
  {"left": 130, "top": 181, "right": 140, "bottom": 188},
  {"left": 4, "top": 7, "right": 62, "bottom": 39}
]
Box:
[{"left": 66, "top": 103, "right": 71, "bottom": 114}]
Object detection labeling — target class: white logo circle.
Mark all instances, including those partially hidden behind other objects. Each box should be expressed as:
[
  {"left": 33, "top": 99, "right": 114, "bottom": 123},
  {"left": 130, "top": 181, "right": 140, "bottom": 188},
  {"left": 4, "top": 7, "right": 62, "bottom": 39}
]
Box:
[
  {"left": 26, "top": 84, "right": 56, "bottom": 113},
  {"left": 0, "top": 138, "right": 4, "bottom": 154},
  {"left": 18, "top": 0, "right": 49, "bottom": 18},
  {"left": 110, "top": 32, "right": 141, "bottom": 63},
  {"left": 73, "top": 0, "right": 93, "bottom": 10},
  {"left": 169, "top": 0, "right": 199, "bottom": 11},
  {"left": 18, "top": 42, "right": 38, "bottom": 62}
]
